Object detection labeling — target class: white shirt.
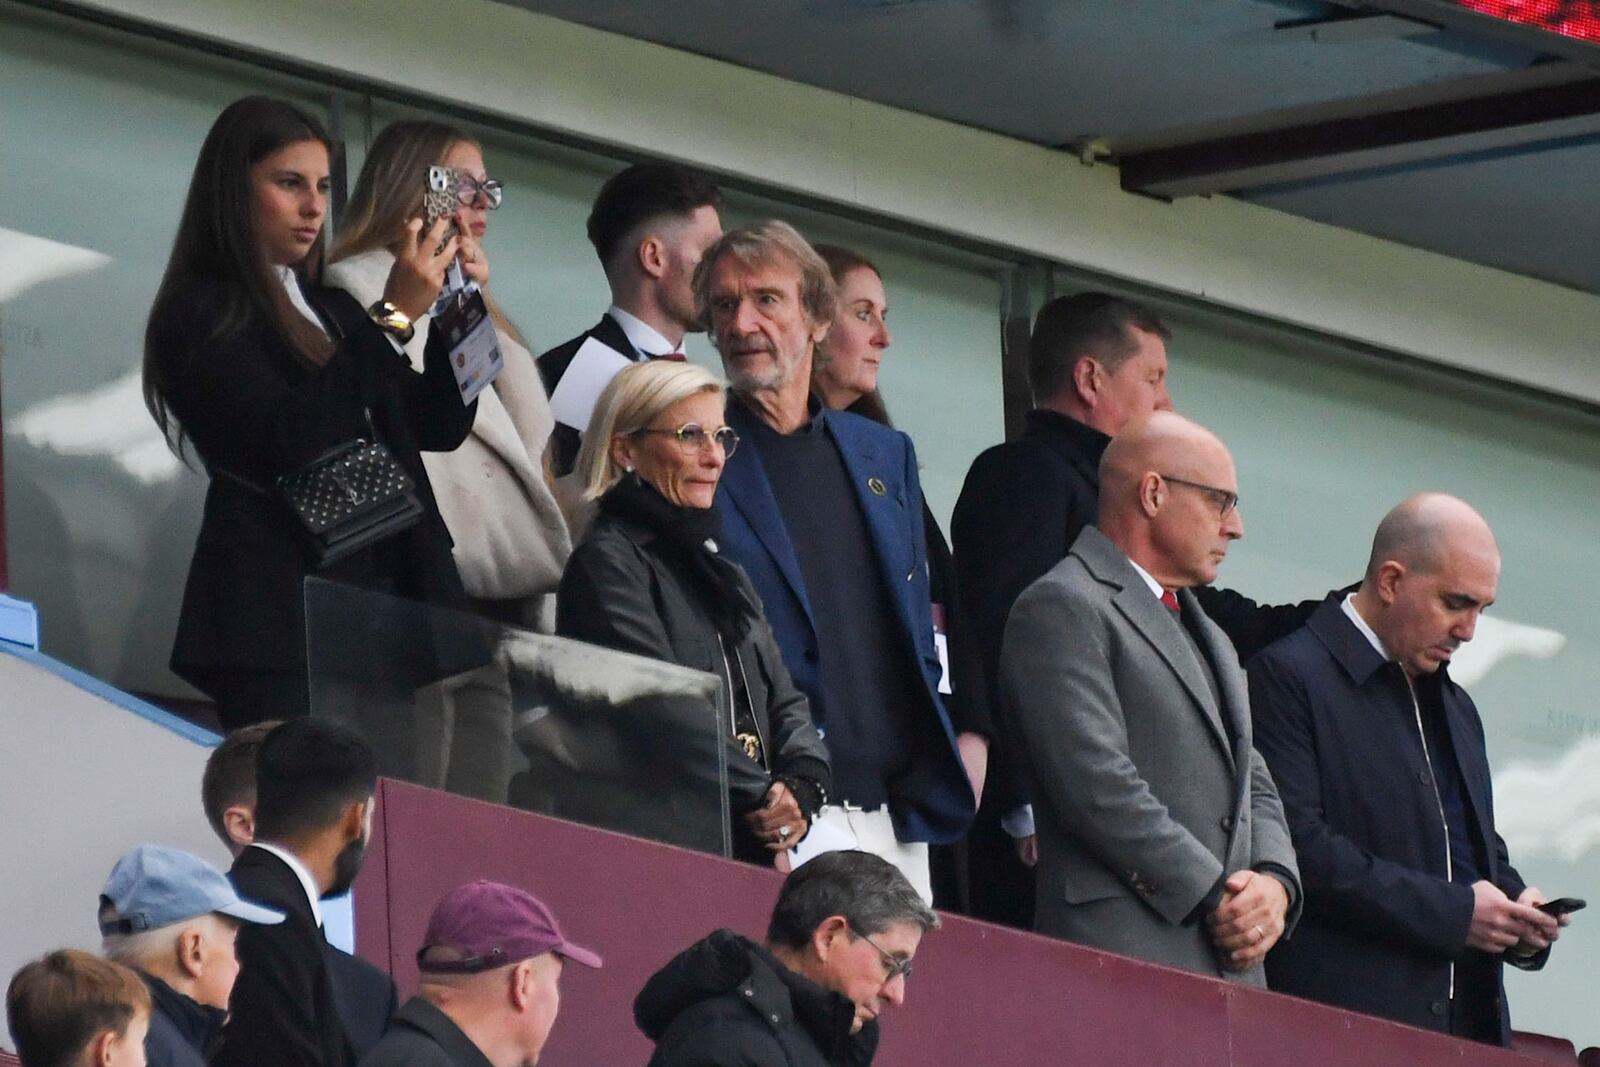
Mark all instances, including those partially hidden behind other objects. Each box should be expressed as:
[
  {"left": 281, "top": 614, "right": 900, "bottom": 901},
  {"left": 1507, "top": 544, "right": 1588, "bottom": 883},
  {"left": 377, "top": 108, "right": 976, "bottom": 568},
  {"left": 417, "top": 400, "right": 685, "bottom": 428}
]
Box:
[
  {"left": 278, "top": 263, "right": 407, "bottom": 356},
  {"left": 248, "top": 841, "right": 323, "bottom": 929},
  {"left": 274, "top": 265, "right": 329, "bottom": 336},
  {"left": 607, "top": 304, "right": 681, "bottom": 358},
  {"left": 1341, "top": 592, "right": 1390, "bottom": 660},
  {"left": 1126, "top": 557, "right": 1168, "bottom": 601}
]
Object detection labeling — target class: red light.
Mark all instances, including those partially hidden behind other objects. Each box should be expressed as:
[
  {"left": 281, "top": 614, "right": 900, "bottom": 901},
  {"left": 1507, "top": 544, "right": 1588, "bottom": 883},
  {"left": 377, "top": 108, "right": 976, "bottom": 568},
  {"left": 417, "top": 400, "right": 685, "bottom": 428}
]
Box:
[{"left": 1451, "top": 0, "right": 1600, "bottom": 42}]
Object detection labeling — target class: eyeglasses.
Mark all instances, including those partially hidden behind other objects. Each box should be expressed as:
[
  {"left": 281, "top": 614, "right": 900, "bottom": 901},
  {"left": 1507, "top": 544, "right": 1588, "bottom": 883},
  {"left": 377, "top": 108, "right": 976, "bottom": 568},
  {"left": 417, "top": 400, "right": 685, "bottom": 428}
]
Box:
[
  {"left": 848, "top": 924, "right": 913, "bottom": 983},
  {"left": 452, "top": 172, "right": 504, "bottom": 210},
  {"left": 1159, "top": 473, "right": 1239, "bottom": 519},
  {"left": 632, "top": 422, "right": 740, "bottom": 458}
]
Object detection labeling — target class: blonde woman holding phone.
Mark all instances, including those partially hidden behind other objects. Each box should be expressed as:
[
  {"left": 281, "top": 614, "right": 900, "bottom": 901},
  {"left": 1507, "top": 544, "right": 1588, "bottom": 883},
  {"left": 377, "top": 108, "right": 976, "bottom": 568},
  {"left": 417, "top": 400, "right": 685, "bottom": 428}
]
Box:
[{"left": 327, "top": 119, "right": 570, "bottom": 631}]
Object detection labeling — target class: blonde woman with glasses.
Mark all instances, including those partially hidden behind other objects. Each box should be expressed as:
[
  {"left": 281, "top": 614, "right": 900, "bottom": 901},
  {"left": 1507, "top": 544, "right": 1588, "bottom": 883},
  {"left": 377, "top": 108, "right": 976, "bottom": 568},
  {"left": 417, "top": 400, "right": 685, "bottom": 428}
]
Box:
[
  {"left": 327, "top": 119, "right": 570, "bottom": 630},
  {"left": 557, "top": 360, "right": 830, "bottom": 866}
]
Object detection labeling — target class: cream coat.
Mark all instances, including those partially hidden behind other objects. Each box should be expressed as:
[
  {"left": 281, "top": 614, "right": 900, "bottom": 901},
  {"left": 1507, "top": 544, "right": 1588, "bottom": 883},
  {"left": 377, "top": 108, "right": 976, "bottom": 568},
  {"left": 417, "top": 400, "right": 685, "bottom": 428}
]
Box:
[{"left": 324, "top": 250, "right": 571, "bottom": 619}]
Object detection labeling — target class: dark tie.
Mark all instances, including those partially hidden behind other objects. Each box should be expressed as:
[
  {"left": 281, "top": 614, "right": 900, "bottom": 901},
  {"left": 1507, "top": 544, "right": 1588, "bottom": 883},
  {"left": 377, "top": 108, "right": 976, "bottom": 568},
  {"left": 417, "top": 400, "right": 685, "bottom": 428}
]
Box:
[{"left": 1160, "top": 589, "right": 1180, "bottom": 612}]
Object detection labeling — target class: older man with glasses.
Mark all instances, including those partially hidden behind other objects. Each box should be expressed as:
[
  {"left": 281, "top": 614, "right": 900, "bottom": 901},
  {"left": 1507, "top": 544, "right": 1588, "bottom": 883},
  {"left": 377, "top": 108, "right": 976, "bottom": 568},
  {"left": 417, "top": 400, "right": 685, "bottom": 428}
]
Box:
[
  {"left": 635, "top": 850, "right": 938, "bottom": 1067},
  {"left": 1000, "top": 411, "right": 1302, "bottom": 985}
]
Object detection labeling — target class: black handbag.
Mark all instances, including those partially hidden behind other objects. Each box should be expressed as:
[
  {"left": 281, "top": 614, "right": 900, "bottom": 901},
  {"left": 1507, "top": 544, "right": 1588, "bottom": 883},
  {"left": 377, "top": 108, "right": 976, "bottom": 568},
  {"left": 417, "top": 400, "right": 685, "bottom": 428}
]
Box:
[
  {"left": 210, "top": 409, "right": 423, "bottom": 568},
  {"left": 276, "top": 431, "right": 423, "bottom": 567}
]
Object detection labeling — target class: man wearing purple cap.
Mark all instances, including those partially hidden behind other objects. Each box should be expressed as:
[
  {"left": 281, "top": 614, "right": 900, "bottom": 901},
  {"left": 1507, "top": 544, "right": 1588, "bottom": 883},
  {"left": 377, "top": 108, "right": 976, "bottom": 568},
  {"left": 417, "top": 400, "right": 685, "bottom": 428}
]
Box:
[{"left": 358, "top": 881, "right": 602, "bottom": 1067}]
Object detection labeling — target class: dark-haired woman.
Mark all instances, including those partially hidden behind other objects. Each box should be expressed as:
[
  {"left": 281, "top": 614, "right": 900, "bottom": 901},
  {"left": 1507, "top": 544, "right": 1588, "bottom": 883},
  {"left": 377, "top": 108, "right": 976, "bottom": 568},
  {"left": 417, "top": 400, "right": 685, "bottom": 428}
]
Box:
[{"left": 144, "top": 96, "right": 474, "bottom": 727}]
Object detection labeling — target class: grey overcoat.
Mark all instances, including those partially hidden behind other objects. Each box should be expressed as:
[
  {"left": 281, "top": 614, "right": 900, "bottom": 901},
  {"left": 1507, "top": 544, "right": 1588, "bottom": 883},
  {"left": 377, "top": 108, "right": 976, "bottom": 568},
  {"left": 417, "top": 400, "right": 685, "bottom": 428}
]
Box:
[{"left": 1001, "top": 525, "right": 1301, "bottom": 985}]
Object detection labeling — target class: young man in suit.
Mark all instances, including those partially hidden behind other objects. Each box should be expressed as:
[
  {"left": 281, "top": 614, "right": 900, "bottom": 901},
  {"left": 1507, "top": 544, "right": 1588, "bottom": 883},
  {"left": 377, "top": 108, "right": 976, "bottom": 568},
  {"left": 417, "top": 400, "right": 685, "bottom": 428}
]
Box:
[
  {"left": 537, "top": 163, "right": 723, "bottom": 475},
  {"left": 1001, "top": 411, "right": 1300, "bottom": 983},
  {"left": 202, "top": 723, "right": 398, "bottom": 1059},
  {"left": 698, "top": 220, "right": 975, "bottom": 902},
  {"left": 214, "top": 719, "right": 393, "bottom": 1067},
  {"left": 1248, "top": 494, "right": 1566, "bottom": 1043}
]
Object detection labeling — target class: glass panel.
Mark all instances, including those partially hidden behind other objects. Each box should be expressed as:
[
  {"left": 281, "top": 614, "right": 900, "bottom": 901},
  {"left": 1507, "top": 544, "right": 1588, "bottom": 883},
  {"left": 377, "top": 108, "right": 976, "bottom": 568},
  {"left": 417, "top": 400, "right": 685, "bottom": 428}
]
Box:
[{"left": 303, "top": 578, "right": 732, "bottom": 856}]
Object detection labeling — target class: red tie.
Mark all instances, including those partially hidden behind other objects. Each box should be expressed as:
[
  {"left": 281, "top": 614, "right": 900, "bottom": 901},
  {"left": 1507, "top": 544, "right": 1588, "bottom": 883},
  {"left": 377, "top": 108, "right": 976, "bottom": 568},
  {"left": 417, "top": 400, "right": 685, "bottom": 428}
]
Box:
[
  {"left": 1160, "top": 590, "right": 1180, "bottom": 612},
  {"left": 651, "top": 350, "right": 687, "bottom": 362}
]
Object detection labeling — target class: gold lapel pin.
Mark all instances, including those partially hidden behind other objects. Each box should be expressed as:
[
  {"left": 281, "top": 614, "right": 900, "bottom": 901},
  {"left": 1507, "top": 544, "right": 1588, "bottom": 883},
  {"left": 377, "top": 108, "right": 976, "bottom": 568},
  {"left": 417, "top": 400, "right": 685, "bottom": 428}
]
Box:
[{"left": 867, "top": 477, "right": 887, "bottom": 496}]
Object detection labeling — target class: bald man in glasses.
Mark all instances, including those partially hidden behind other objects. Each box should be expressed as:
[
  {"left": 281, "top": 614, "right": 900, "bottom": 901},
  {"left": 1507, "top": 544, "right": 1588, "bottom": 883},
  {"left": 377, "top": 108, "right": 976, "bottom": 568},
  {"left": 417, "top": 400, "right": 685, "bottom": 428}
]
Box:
[{"left": 1001, "top": 411, "right": 1300, "bottom": 983}]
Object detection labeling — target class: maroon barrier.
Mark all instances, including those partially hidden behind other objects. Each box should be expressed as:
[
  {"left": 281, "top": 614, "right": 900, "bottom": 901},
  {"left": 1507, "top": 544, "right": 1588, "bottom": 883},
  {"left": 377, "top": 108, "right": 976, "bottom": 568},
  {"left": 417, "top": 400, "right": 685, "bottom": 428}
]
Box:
[{"left": 353, "top": 779, "right": 1552, "bottom": 1067}]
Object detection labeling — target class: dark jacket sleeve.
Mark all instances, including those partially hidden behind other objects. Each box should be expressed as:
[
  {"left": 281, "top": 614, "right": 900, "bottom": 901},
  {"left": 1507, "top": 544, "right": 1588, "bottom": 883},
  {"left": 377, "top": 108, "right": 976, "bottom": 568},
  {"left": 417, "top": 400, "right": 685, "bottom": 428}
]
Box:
[
  {"left": 1247, "top": 650, "right": 1474, "bottom": 957},
  {"left": 399, "top": 315, "right": 476, "bottom": 453},
  {"left": 215, "top": 925, "right": 328, "bottom": 1067},
  {"left": 557, "top": 535, "right": 676, "bottom": 662},
  {"left": 1194, "top": 586, "right": 1326, "bottom": 664},
  {"left": 746, "top": 602, "right": 830, "bottom": 795},
  {"left": 953, "top": 447, "right": 1084, "bottom": 816},
  {"left": 156, "top": 290, "right": 403, "bottom": 483}
]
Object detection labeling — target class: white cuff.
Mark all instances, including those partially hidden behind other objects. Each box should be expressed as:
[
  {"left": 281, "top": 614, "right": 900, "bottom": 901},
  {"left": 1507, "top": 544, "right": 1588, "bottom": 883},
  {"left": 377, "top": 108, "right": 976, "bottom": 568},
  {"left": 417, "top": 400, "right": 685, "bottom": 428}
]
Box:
[{"left": 1001, "top": 804, "right": 1035, "bottom": 839}]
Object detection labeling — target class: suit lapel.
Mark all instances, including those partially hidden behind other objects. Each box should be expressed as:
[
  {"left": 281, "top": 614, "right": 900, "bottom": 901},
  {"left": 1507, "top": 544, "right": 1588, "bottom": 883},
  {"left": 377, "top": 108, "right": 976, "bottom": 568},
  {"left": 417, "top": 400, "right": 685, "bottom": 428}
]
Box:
[
  {"left": 1077, "top": 529, "right": 1234, "bottom": 764},
  {"left": 825, "top": 413, "right": 918, "bottom": 635},
  {"left": 719, "top": 404, "right": 816, "bottom": 632},
  {"left": 1182, "top": 591, "right": 1249, "bottom": 777}
]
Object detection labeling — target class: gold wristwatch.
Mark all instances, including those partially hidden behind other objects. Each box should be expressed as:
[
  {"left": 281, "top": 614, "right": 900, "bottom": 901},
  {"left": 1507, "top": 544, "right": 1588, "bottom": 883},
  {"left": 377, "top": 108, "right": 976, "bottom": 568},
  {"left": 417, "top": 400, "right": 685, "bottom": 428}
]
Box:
[{"left": 366, "top": 300, "right": 416, "bottom": 345}]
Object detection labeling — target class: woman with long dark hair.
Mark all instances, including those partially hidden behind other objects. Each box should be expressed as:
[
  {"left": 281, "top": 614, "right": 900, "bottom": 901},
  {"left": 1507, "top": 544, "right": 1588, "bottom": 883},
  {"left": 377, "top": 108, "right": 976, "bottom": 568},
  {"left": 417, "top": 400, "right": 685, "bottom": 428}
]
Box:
[{"left": 144, "top": 96, "right": 474, "bottom": 727}]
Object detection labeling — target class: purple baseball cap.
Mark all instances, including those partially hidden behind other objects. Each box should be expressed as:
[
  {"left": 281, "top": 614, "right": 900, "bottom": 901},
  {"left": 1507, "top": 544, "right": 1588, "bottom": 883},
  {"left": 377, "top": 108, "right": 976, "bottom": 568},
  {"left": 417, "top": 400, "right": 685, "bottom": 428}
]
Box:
[{"left": 416, "top": 880, "right": 602, "bottom": 973}]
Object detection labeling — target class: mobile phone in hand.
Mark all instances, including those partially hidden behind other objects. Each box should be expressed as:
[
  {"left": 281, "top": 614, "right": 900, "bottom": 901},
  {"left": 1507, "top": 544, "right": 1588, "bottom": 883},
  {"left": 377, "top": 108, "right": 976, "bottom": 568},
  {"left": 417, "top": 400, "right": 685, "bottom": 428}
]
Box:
[
  {"left": 424, "top": 166, "right": 462, "bottom": 254},
  {"left": 1536, "top": 897, "right": 1586, "bottom": 917}
]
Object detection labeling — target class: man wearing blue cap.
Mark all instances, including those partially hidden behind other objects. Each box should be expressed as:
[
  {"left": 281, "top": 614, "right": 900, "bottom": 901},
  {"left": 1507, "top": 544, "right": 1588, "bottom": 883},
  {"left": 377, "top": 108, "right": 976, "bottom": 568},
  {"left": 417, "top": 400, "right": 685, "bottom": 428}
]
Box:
[
  {"left": 99, "top": 844, "right": 284, "bottom": 1067},
  {"left": 359, "top": 880, "right": 602, "bottom": 1067}
]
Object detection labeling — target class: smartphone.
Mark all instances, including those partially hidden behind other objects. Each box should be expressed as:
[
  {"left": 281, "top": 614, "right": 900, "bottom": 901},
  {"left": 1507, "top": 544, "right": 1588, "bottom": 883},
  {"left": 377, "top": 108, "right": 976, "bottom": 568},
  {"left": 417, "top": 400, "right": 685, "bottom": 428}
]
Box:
[
  {"left": 1536, "top": 897, "right": 1586, "bottom": 917},
  {"left": 424, "top": 166, "right": 462, "bottom": 254}
]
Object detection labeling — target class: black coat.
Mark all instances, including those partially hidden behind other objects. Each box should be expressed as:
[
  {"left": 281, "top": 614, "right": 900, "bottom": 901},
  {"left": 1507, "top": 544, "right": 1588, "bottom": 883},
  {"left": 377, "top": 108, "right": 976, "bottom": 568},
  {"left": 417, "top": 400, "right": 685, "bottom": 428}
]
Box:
[
  {"left": 557, "top": 510, "right": 831, "bottom": 855},
  {"left": 357, "top": 997, "right": 492, "bottom": 1067},
  {"left": 325, "top": 940, "right": 399, "bottom": 1059},
  {"left": 1247, "top": 598, "right": 1542, "bottom": 1044},
  {"left": 141, "top": 972, "right": 224, "bottom": 1067},
  {"left": 536, "top": 313, "right": 643, "bottom": 477},
  {"left": 635, "top": 930, "right": 877, "bottom": 1067},
  {"left": 152, "top": 282, "right": 472, "bottom": 698},
  {"left": 217, "top": 847, "right": 396, "bottom": 1067}
]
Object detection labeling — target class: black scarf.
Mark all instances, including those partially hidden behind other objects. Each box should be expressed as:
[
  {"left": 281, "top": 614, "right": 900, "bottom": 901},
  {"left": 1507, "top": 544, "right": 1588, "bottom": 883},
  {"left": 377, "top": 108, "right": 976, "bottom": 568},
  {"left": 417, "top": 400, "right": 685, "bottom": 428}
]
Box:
[{"left": 599, "top": 475, "right": 760, "bottom": 644}]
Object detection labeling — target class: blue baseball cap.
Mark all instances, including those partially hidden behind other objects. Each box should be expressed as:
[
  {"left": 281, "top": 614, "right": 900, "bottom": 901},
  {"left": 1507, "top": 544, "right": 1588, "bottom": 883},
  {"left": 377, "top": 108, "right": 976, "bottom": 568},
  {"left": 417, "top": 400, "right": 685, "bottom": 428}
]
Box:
[{"left": 99, "top": 845, "right": 284, "bottom": 934}]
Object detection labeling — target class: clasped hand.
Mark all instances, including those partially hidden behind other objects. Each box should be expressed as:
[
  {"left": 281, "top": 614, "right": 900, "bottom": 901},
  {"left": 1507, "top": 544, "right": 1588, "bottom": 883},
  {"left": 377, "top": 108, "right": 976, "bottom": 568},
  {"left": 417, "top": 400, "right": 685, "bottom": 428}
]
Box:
[{"left": 1207, "top": 869, "right": 1289, "bottom": 971}]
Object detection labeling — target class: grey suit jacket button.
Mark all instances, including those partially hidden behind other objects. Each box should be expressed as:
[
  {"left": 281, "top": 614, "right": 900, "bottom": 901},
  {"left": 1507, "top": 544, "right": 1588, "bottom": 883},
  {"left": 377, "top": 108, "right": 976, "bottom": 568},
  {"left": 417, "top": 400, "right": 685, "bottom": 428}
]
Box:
[{"left": 1220, "top": 816, "right": 1235, "bottom": 832}]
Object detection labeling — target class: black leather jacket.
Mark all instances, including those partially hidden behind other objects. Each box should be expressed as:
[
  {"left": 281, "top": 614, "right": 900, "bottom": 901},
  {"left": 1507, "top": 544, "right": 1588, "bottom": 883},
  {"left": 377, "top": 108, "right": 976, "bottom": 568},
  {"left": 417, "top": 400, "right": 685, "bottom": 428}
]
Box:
[{"left": 558, "top": 512, "right": 831, "bottom": 843}]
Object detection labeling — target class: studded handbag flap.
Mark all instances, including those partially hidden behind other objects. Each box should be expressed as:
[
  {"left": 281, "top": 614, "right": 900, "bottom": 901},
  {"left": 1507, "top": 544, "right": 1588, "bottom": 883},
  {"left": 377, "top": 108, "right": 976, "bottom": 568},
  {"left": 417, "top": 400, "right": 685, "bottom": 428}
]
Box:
[{"left": 274, "top": 434, "right": 423, "bottom": 567}]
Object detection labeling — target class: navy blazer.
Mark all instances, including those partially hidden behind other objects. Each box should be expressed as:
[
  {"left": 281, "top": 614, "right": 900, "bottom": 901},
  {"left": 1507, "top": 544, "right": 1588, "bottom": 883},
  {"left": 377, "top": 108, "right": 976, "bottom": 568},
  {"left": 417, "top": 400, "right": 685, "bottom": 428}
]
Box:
[
  {"left": 1248, "top": 597, "right": 1540, "bottom": 1044},
  {"left": 715, "top": 400, "right": 973, "bottom": 844}
]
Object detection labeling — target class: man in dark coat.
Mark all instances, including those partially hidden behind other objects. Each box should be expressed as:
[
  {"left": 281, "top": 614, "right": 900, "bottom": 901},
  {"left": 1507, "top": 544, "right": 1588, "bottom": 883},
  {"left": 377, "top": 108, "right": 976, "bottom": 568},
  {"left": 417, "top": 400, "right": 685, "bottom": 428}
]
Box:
[
  {"left": 203, "top": 721, "right": 398, "bottom": 1059},
  {"left": 1248, "top": 493, "right": 1568, "bottom": 1044},
  {"left": 97, "top": 845, "right": 285, "bottom": 1067},
  {"left": 215, "top": 719, "right": 394, "bottom": 1067},
  {"left": 358, "top": 880, "right": 601, "bottom": 1067},
  {"left": 636, "top": 851, "right": 937, "bottom": 1067},
  {"left": 952, "top": 291, "right": 1323, "bottom": 928},
  {"left": 537, "top": 163, "right": 723, "bottom": 475}
]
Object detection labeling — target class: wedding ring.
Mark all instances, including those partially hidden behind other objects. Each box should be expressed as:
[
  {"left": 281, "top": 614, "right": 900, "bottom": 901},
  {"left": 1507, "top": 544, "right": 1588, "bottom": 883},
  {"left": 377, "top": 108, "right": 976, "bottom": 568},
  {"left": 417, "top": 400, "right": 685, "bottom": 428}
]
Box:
[
  {"left": 1253, "top": 925, "right": 1265, "bottom": 944},
  {"left": 779, "top": 825, "right": 792, "bottom": 840}
]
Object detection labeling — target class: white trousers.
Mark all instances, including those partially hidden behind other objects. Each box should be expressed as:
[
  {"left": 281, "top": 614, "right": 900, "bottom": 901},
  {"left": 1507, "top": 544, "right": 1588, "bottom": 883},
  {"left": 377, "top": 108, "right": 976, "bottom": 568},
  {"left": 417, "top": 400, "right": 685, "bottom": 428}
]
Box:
[{"left": 810, "top": 805, "right": 933, "bottom": 905}]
